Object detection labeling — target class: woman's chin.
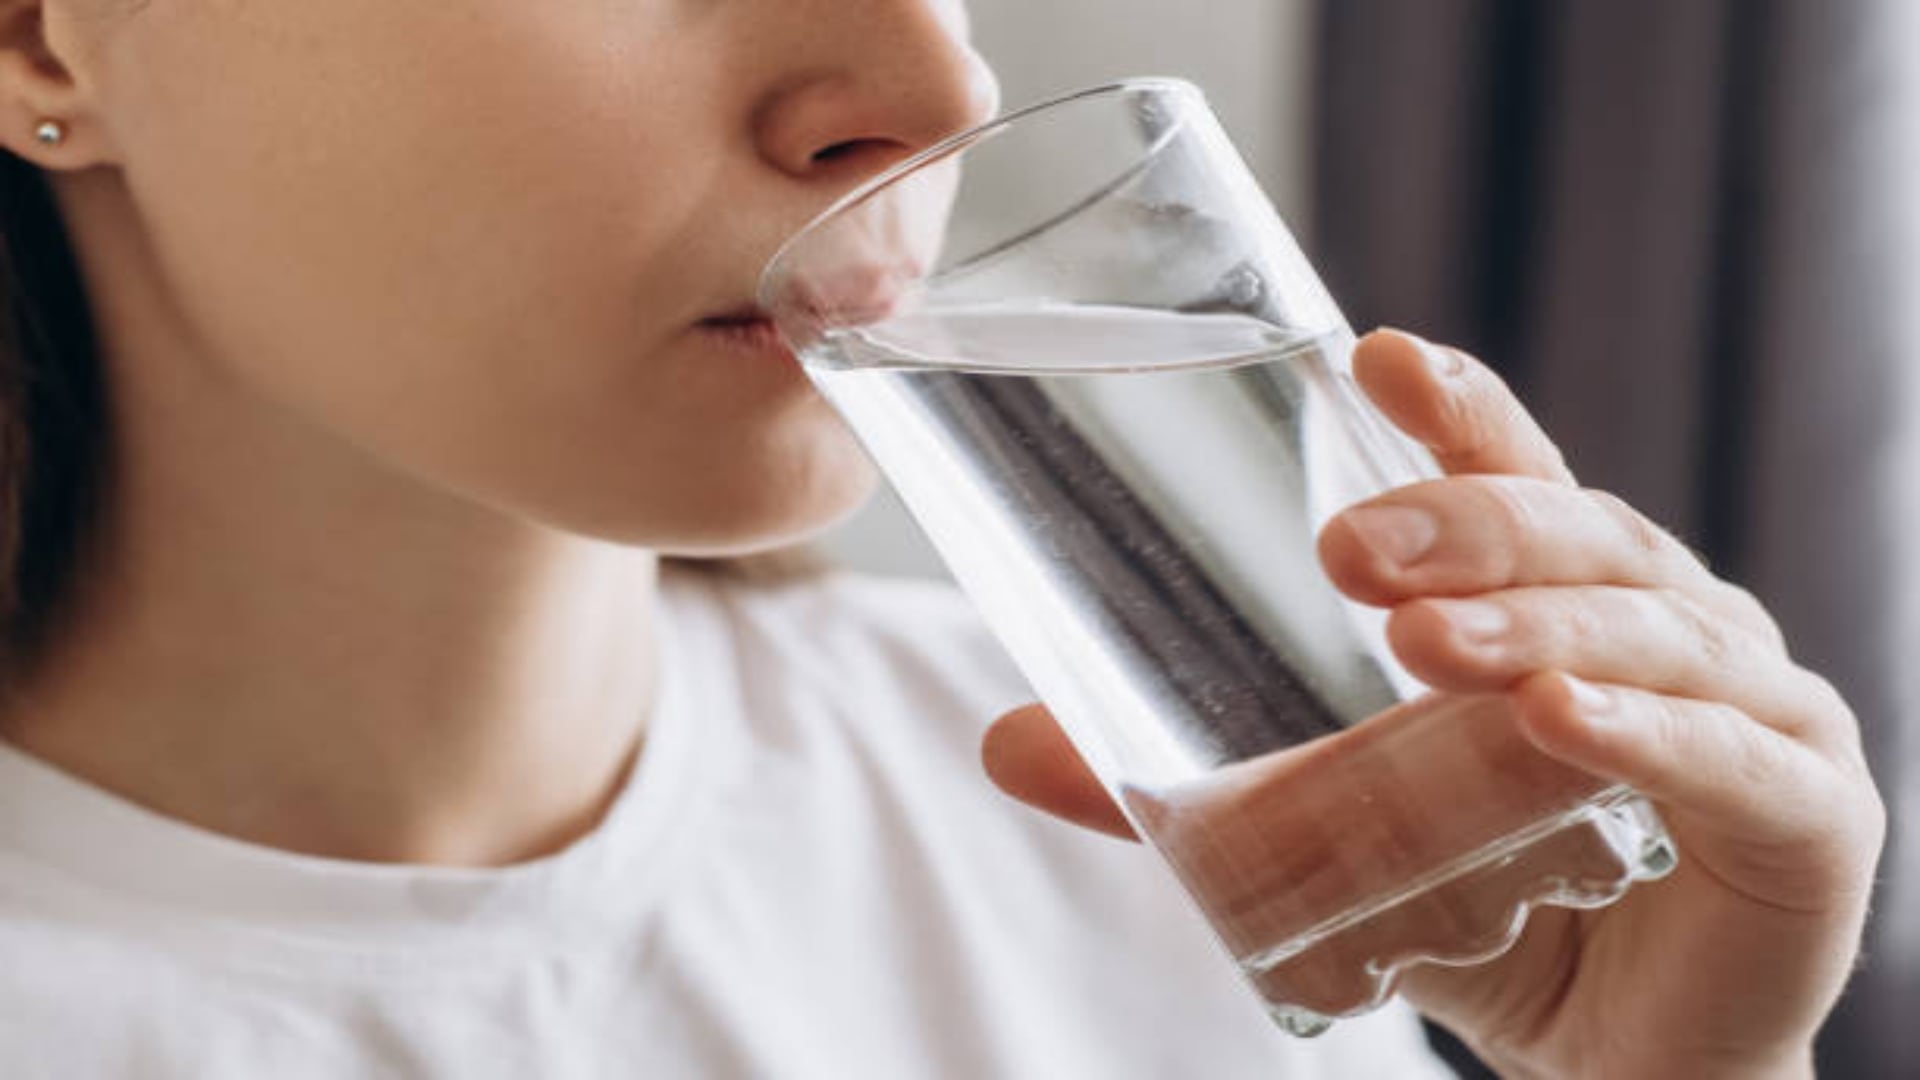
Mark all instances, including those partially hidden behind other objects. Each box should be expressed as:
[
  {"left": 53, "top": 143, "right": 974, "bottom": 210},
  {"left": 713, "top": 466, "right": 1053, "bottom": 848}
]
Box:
[
  {"left": 552, "top": 452, "right": 883, "bottom": 556},
  {"left": 689, "top": 467, "right": 885, "bottom": 557},
  {"left": 657, "top": 504, "right": 873, "bottom": 559}
]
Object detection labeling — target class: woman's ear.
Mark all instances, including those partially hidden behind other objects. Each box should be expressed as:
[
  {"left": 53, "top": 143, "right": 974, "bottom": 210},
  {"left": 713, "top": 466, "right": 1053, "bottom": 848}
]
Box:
[{"left": 0, "top": 0, "right": 117, "bottom": 169}]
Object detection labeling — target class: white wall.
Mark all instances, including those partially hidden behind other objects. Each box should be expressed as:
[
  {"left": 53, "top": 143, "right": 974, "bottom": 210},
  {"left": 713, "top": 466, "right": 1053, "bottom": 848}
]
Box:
[{"left": 817, "top": 0, "right": 1315, "bottom": 579}]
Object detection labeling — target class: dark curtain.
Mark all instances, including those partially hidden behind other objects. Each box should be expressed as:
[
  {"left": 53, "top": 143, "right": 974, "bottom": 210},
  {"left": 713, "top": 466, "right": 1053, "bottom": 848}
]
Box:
[{"left": 1310, "top": 1, "right": 1919, "bottom": 1076}]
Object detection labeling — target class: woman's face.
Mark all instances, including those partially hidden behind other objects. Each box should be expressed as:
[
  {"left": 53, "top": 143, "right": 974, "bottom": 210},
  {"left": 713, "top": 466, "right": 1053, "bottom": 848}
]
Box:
[{"left": 50, "top": 0, "right": 996, "bottom": 554}]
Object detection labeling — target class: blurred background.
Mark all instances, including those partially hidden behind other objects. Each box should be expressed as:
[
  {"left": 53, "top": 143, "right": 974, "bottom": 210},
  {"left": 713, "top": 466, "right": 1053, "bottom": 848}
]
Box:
[{"left": 817, "top": 1, "right": 1920, "bottom": 1075}]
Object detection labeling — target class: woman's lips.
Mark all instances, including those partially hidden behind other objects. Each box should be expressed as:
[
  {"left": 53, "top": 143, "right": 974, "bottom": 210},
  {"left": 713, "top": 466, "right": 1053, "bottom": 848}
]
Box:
[
  {"left": 700, "top": 255, "right": 918, "bottom": 362},
  {"left": 695, "top": 310, "right": 796, "bottom": 361}
]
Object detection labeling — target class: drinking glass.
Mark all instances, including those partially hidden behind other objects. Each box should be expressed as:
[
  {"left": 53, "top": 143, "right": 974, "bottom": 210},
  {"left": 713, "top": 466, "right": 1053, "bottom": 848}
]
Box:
[{"left": 758, "top": 78, "right": 1676, "bottom": 1036}]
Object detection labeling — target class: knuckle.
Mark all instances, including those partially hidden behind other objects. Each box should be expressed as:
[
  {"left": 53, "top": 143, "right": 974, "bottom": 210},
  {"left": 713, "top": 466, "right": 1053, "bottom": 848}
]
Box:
[
  {"left": 1858, "top": 778, "right": 1890, "bottom": 848},
  {"left": 1464, "top": 477, "right": 1544, "bottom": 558},
  {"left": 1795, "top": 671, "right": 1863, "bottom": 750},
  {"left": 1716, "top": 582, "right": 1789, "bottom": 652},
  {"left": 1436, "top": 367, "right": 1507, "bottom": 448},
  {"left": 1585, "top": 488, "right": 1675, "bottom": 568},
  {"left": 1801, "top": 752, "right": 1887, "bottom": 886},
  {"left": 1635, "top": 692, "right": 1693, "bottom": 761},
  {"left": 1799, "top": 671, "right": 1849, "bottom": 719},
  {"left": 1628, "top": 687, "right": 1758, "bottom": 780},
  {"left": 1660, "top": 590, "right": 1744, "bottom": 677},
  {"left": 1546, "top": 590, "right": 1607, "bottom": 651},
  {"left": 1607, "top": 588, "right": 1680, "bottom": 672},
  {"left": 1701, "top": 702, "right": 1784, "bottom": 790}
]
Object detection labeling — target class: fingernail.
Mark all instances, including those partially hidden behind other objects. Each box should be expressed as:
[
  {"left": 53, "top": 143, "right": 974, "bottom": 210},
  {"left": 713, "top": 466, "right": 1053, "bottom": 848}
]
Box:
[
  {"left": 1344, "top": 505, "right": 1439, "bottom": 568},
  {"left": 1399, "top": 329, "right": 1465, "bottom": 378},
  {"left": 1433, "top": 599, "right": 1510, "bottom": 646},
  {"left": 1564, "top": 675, "right": 1617, "bottom": 716}
]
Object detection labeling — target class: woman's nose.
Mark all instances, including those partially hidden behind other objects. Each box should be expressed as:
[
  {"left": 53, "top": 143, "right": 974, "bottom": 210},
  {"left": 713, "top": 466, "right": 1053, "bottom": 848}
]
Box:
[{"left": 752, "top": 0, "right": 1001, "bottom": 181}]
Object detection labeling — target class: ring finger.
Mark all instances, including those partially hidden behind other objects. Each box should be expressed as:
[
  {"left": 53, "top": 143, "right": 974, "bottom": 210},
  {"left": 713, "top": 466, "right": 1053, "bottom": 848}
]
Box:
[{"left": 1387, "top": 585, "right": 1844, "bottom": 749}]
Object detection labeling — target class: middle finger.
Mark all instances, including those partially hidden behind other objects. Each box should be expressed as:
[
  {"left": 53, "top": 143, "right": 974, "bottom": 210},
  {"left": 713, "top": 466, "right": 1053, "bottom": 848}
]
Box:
[{"left": 1323, "top": 474, "right": 1714, "bottom": 605}]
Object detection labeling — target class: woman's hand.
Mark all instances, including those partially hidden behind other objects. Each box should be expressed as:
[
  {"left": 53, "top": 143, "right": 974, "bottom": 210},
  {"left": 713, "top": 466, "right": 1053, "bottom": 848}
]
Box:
[{"left": 981, "top": 329, "right": 1885, "bottom": 1079}]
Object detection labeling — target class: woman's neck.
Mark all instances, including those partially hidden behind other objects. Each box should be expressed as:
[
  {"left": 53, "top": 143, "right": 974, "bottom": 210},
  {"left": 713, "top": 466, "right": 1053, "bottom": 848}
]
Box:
[
  {"left": 8, "top": 481, "right": 662, "bottom": 869},
  {"left": 3, "top": 356, "right": 662, "bottom": 870}
]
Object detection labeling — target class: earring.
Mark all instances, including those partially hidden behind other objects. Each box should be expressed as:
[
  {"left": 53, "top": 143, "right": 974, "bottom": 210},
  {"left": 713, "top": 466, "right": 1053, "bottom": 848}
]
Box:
[{"left": 33, "top": 120, "right": 65, "bottom": 147}]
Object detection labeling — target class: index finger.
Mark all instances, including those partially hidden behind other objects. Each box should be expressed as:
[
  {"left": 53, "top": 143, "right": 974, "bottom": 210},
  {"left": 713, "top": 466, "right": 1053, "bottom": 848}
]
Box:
[{"left": 1354, "top": 329, "right": 1576, "bottom": 486}]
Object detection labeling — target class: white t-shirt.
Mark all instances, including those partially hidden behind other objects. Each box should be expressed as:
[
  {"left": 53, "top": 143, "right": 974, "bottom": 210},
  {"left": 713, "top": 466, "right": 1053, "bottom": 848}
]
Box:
[{"left": 0, "top": 564, "right": 1453, "bottom": 1078}]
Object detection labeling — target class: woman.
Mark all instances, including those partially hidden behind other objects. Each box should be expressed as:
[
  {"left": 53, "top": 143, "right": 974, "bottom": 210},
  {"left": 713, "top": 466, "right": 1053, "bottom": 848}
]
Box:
[{"left": 0, "top": 0, "right": 1884, "bottom": 1076}]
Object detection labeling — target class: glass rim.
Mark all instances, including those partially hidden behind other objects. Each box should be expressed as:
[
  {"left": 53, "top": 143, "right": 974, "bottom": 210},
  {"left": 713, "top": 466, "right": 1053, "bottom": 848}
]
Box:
[{"left": 756, "top": 76, "right": 1209, "bottom": 309}]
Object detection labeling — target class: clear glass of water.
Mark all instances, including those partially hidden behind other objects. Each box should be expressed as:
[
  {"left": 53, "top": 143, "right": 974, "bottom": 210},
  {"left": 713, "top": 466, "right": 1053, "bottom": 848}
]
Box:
[{"left": 758, "top": 78, "right": 1676, "bottom": 1036}]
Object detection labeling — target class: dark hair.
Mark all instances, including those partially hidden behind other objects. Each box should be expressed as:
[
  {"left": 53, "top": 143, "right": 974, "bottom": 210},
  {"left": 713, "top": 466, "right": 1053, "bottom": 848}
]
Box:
[
  {"left": 0, "top": 150, "right": 109, "bottom": 681},
  {"left": 0, "top": 152, "right": 831, "bottom": 684}
]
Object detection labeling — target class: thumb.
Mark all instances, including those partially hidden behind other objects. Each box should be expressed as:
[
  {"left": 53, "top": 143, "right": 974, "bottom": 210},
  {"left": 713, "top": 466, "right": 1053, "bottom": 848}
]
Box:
[{"left": 981, "top": 704, "right": 1138, "bottom": 841}]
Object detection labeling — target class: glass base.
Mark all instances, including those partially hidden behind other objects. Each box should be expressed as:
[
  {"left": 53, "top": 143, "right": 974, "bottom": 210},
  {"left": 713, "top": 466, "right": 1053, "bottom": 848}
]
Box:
[{"left": 1240, "top": 789, "right": 1675, "bottom": 1035}]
